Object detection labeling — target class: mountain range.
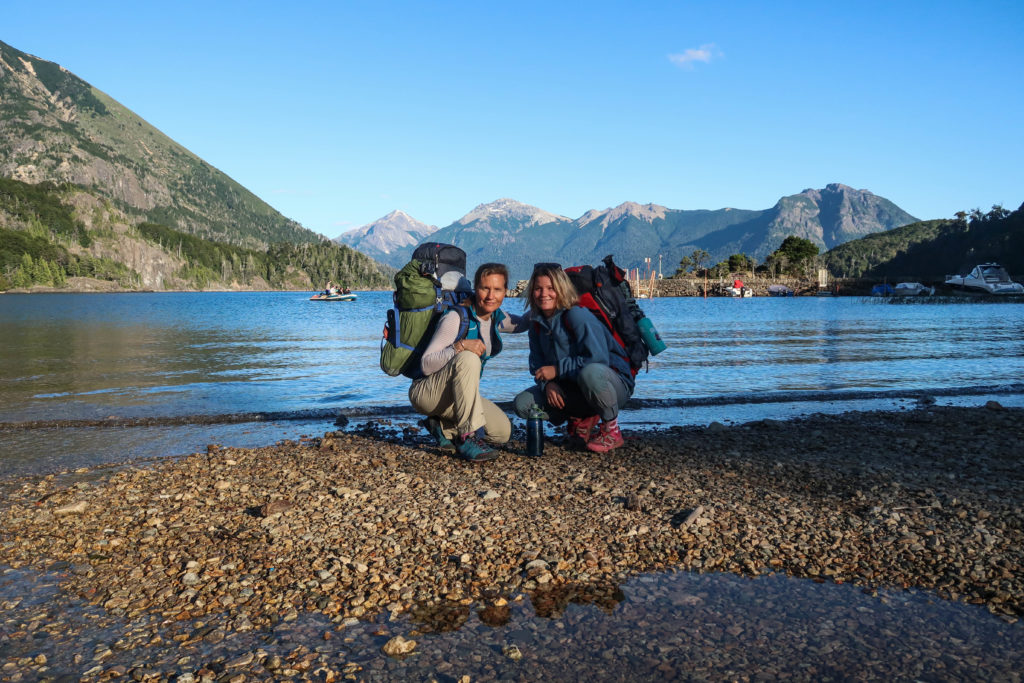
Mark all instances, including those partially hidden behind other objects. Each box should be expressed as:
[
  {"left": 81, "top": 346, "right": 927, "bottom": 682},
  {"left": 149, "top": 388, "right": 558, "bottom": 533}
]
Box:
[{"left": 335, "top": 186, "right": 918, "bottom": 281}]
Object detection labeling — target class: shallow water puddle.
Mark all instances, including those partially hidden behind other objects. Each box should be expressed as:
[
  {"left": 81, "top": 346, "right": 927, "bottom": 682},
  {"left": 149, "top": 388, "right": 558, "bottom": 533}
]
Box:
[{"left": 2, "top": 565, "right": 1020, "bottom": 680}]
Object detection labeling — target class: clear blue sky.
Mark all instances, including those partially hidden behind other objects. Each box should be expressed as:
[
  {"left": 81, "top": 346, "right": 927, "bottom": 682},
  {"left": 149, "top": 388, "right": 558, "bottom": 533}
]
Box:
[{"left": 5, "top": 1, "right": 1023, "bottom": 237}]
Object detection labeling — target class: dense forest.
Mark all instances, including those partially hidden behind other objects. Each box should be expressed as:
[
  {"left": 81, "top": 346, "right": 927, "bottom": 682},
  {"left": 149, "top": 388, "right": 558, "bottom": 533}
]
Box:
[
  {"left": 823, "top": 204, "right": 1024, "bottom": 280},
  {"left": 0, "top": 178, "right": 391, "bottom": 291}
]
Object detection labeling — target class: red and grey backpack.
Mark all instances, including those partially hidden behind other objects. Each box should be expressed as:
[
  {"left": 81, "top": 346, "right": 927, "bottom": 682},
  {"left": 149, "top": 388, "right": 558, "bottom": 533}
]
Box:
[{"left": 564, "top": 255, "right": 652, "bottom": 376}]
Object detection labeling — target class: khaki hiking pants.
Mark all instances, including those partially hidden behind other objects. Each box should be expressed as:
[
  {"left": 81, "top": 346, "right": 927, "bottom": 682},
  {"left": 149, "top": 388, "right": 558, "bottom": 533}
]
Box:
[{"left": 408, "top": 351, "right": 511, "bottom": 443}]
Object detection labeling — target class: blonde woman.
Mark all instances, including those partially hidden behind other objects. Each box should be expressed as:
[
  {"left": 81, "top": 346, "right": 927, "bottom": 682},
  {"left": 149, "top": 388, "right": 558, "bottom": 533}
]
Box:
[{"left": 513, "top": 263, "right": 633, "bottom": 452}]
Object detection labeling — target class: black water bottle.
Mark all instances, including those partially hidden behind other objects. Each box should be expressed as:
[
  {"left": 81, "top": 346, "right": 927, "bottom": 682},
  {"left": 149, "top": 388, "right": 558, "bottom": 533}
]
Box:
[{"left": 526, "top": 406, "right": 545, "bottom": 457}]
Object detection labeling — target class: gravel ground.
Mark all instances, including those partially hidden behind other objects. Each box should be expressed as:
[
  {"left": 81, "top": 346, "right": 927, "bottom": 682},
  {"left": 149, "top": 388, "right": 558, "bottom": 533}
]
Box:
[{"left": 1, "top": 404, "right": 1021, "bottom": 681}]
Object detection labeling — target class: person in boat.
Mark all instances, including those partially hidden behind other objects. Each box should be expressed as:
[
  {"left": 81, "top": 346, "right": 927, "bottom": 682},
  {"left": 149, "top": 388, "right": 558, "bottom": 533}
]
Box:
[
  {"left": 513, "top": 263, "right": 634, "bottom": 453},
  {"left": 410, "top": 263, "right": 529, "bottom": 462},
  {"left": 324, "top": 280, "right": 336, "bottom": 296}
]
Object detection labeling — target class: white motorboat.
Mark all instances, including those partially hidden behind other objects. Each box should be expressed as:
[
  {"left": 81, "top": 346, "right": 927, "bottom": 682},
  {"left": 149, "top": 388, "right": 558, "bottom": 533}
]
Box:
[
  {"left": 944, "top": 263, "right": 1024, "bottom": 295},
  {"left": 893, "top": 282, "right": 935, "bottom": 296}
]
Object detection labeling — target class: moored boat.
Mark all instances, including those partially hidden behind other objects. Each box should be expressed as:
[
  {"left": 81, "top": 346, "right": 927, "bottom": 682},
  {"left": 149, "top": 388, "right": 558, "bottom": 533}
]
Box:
[
  {"left": 944, "top": 263, "right": 1024, "bottom": 295},
  {"left": 870, "top": 283, "right": 894, "bottom": 297},
  {"left": 893, "top": 282, "right": 935, "bottom": 296},
  {"left": 310, "top": 292, "right": 357, "bottom": 302}
]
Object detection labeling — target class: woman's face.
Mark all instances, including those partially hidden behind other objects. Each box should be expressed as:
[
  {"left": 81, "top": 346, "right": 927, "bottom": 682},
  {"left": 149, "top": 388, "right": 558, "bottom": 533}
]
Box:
[
  {"left": 474, "top": 273, "right": 506, "bottom": 318},
  {"left": 533, "top": 275, "right": 558, "bottom": 316}
]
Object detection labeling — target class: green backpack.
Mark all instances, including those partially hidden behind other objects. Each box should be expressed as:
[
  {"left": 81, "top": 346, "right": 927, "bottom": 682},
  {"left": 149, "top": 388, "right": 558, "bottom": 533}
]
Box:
[{"left": 380, "top": 243, "right": 470, "bottom": 379}]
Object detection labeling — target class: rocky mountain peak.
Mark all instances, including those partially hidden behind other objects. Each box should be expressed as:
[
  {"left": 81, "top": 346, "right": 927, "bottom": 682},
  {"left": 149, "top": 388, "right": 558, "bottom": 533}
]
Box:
[
  {"left": 798, "top": 183, "right": 873, "bottom": 202},
  {"left": 334, "top": 210, "right": 436, "bottom": 257},
  {"left": 456, "top": 198, "right": 569, "bottom": 226},
  {"left": 576, "top": 201, "right": 669, "bottom": 228}
]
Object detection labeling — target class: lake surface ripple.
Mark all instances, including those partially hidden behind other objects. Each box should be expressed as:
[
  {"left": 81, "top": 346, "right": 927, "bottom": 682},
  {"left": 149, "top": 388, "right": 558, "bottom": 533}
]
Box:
[{"left": 2, "top": 291, "right": 1023, "bottom": 475}]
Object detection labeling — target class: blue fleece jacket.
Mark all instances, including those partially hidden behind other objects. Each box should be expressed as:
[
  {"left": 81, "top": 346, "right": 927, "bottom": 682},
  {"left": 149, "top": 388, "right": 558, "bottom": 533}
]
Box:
[{"left": 528, "top": 307, "right": 635, "bottom": 393}]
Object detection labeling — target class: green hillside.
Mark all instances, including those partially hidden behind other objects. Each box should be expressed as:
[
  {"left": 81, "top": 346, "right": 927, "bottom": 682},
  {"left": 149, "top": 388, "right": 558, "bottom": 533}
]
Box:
[
  {"left": 0, "top": 177, "right": 390, "bottom": 291},
  {"left": 823, "top": 205, "right": 1024, "bottom": 280}
]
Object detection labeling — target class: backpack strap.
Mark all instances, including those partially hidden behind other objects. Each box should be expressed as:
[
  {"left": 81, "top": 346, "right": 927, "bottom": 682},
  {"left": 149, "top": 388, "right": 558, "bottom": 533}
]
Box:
[{"left": 454, "top": 305, "right": 471, "bottom": 342}]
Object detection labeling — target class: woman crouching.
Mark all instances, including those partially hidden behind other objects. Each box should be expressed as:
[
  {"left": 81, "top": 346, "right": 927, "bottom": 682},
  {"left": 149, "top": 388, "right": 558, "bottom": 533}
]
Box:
[
  {"left": 513, "top": 263, "right": 634, "bottom": 452},
  {"left": 410, "top": 263, "right": 527, "bottom": 462}
]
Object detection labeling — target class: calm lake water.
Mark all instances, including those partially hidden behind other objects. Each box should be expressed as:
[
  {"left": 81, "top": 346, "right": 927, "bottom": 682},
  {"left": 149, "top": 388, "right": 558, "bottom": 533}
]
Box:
[{"left": 1, "top": 291, "right": 1023, "bottom": 475}]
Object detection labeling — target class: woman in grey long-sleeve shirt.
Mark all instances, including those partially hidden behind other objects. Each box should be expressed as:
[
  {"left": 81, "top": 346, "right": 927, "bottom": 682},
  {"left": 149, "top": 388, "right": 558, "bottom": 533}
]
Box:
[{"left": 409, "top": 263, "right": 528, "bottom": 462}]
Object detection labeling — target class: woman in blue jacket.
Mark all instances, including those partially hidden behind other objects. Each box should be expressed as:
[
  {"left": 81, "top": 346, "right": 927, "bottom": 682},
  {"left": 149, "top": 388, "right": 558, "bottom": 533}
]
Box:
[{"left": 513, "top": 263, "right": 634, "bottom": 452}]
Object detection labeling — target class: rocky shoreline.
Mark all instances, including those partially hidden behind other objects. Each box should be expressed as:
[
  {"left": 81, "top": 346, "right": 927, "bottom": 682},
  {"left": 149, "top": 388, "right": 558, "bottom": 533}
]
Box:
[{"left": 1, "top": 404, "right": 1022, "bottom": 679}]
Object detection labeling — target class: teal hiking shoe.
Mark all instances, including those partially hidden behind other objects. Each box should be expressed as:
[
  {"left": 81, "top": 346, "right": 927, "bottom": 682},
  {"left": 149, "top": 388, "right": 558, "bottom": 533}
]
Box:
[
  {"left": 454, "top": 429, "right": 499, "bottom": 463},
  {"left": 420, "top": 417, "right": 455, "bottom": 451}
]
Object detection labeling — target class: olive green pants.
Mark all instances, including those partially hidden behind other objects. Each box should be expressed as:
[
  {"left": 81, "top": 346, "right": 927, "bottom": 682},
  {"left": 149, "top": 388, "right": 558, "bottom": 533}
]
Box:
[{"left": 408, "top": 351, "right": 511, "bottom": 443}]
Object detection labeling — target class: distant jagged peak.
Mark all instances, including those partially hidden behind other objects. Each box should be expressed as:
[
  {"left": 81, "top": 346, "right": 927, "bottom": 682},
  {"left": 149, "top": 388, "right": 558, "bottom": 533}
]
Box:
[
  {"left": 798, "top": 183, "right": 875, "bottom": 200},
  {"left": 339, "top": 209, "right": 435, "bottom": 238},
  {"left": 456, "top": 198, "right": 570, "bottom": 226},
  {"left": 576, "top": 201, "right": 669, "bottom": 228},
  {"left": 334, "top": 209, "right": 436, "bottom": 255}
]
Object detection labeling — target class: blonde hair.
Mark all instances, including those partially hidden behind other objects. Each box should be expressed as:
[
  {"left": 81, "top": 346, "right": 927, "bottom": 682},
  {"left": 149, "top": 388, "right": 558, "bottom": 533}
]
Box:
[{"left": 525, "top": 264, "right": 579, "bottom": 316}]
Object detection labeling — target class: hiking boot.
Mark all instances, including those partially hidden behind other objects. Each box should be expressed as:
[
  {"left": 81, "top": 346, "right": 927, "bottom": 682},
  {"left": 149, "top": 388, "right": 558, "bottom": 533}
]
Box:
[
  {"left": 586, "top": 419, "right": 624, "bottom": 453},
  {"left": 455, "top": 429, "right": 499, "bottom": 463},
  {"left": 420, "top": 417, "right": 454, "bottom": 451},
  {"left": 567, "top": 414, "right": 601, "bottom": 446}
]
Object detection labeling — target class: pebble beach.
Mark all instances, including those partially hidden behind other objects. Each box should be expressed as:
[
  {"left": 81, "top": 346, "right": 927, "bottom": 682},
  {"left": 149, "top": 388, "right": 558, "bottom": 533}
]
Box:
[{"left": 1, "top": 404, "right": 1022, "bottom": 681}]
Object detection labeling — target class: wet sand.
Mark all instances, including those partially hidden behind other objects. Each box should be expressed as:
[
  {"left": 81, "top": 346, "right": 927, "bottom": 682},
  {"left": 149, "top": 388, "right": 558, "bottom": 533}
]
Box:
[{"left": 1, "top": 404, "right": 1021, "bottom": 680}]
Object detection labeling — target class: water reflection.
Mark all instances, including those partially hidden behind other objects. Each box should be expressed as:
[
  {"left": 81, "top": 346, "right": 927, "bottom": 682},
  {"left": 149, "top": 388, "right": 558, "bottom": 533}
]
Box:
[{"left": 2, "top": 565, "right": 1019, "bottom": 680}]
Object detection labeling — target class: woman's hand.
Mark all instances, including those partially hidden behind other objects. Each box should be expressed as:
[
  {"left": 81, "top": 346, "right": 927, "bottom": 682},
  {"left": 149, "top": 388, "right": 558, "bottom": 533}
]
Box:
[
  {"left": 455, "top": 339, "right": 486, "bottom": 357},
  {"left": 534, "top": 365, "right": 557, "bottom": 382},
  {"left": 545, "top": 381, "right": 566, "bottom": 410}
]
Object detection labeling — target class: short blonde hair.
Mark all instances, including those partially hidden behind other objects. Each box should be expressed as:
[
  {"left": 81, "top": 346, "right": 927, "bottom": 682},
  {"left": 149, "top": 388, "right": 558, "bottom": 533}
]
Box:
[{"left": 525, "top": 264, "right": 579, "bottom": 316}]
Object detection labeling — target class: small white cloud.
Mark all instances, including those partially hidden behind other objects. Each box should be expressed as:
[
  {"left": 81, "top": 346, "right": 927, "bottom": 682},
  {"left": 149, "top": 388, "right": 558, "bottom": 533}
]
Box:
[{"left": 669, "top": 44, "right": 721, "bottom": 69}]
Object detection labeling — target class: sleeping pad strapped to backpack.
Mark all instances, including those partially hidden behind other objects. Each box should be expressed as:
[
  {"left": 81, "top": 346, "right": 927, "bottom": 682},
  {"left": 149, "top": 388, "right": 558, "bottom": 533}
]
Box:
[
  {"left": 380, "top": 243, "right": 471, "bottom": 379},
  {"left": 564, "top": 255, "right": 663, "bottom": 376}
]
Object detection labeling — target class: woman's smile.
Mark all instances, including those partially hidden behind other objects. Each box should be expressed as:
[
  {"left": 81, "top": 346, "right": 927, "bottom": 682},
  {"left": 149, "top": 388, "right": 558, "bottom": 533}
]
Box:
[{"left": 533, "top": 275, "right": 558, "bottom": 316}]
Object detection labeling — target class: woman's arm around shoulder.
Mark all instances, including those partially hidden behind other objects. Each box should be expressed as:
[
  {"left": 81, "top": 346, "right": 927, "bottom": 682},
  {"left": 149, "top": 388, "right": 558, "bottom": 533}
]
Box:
[{"left": 497, "top": 308, "right": 531, "bottom": 334}]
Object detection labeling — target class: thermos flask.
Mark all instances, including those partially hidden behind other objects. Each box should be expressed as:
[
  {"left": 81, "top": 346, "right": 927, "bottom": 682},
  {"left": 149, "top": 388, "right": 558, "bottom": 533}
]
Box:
[
  {"left": 637, "top": 317, "right": 667, "bottom": 355},
  {"left": 526, "top": 406, "right": 545, "bottom": 457}
]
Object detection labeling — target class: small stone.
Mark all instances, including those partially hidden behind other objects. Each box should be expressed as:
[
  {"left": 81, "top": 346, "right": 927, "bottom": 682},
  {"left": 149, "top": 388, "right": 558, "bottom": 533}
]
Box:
[
  {"left": 225, "top": 652, "right": 254, "bottom": 668},
  {"left": 481, "top": 489, "right": 500, "bottom": 501},
  {"left": 503, "top": 645, "right": 523, "bottom": 661},
  {"left": 625, "top": 493, "right": 640, "bottom": 510},
  {"left": 381, "top": 635, "right": 416, "bottom": 656},
  {"left": 182, "top": 572, "right": 200, "bottom": 586},
  {"left": 54, "top": 501, "right": 88, "bottom": 516},
  {"left": 260, "top": 500, "right": 292, "bottom": 517}
]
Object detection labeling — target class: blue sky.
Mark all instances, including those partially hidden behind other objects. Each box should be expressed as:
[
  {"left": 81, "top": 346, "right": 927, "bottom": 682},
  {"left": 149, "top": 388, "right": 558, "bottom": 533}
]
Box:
[{"left": 5, "top": 1, "right": 1023, "bottom": 237}]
